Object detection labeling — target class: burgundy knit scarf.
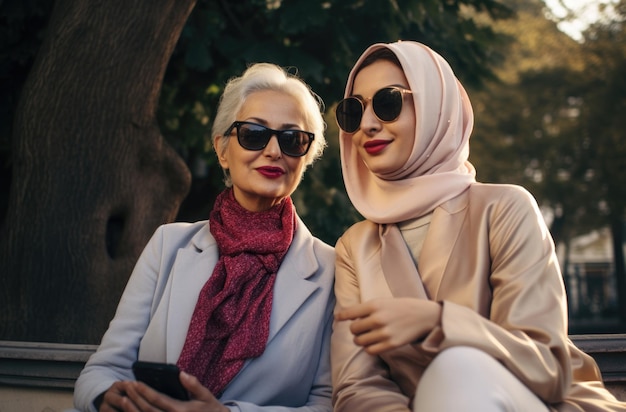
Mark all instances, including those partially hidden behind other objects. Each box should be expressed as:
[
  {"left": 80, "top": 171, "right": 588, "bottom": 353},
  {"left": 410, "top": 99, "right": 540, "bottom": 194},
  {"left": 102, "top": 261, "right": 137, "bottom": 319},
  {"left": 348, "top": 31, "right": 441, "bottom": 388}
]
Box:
[{"left": 177, "top": 188, "right": 295, "bottom": 396}]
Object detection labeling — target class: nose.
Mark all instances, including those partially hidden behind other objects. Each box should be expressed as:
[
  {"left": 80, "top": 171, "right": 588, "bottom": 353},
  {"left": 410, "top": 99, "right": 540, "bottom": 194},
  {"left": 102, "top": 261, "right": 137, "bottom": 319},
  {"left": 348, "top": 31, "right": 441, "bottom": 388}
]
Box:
[
  {"left": 263, "top": 134, "right": 282, "bottom": 158},
  {"left": 360, "top": 102, "right": 381, "bottom": 135}
]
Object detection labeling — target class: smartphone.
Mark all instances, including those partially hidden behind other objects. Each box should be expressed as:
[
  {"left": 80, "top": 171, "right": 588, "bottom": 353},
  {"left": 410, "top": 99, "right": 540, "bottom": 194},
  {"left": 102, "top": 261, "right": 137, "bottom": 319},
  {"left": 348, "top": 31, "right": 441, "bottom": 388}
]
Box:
[{"left": 132, "top": 361, "right": 190, "bottom": 400}]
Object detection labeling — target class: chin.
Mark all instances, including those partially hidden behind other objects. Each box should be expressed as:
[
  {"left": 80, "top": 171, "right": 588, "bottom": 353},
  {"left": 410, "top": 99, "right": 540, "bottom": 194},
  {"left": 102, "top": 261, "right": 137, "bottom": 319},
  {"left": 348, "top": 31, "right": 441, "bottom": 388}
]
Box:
[
  {"left": 363, "top": 161, "right": 392, "bottom": 176},
  {"left": 255, "top": 190, "right": 288, "bottom": 202}
]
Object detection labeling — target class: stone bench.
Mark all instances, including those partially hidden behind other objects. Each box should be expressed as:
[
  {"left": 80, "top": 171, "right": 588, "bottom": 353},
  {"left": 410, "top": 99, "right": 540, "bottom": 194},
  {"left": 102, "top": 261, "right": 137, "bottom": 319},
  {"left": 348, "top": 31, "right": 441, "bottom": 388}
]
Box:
[
  {"left": 571, "top": 334, "right": 626, "bottom": 401},
  {"left": 1, "top": 336, "right": 625, "bottom": 411}
]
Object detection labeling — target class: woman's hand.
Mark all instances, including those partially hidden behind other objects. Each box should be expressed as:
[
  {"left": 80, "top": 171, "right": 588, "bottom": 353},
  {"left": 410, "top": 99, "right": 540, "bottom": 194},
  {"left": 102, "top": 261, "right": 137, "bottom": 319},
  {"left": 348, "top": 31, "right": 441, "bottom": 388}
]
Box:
[
  {"left": 105, "top": 372, "right": 229, "bottom": 412},
  {"left": 336, "top": 297, "right": 442, "bottom": 355},
  {"left": 98, "top": 381, "right": 135, "bottom": 411}
]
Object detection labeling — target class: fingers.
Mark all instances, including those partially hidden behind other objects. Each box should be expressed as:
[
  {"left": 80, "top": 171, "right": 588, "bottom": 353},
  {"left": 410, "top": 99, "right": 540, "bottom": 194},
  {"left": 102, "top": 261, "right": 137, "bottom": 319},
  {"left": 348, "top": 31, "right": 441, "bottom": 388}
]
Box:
[
  {"left": 350, "top": 318, "right": 397, "bottom": 355},
  {"left": 120, "top": 382, "right": 159, "bottom": 412},
  {"left": 180, "top": 371, "right": 214, "bottom": 401},
  {"left": 353, "top": 324, "right": 388, "bottom": 345},
  {"left": 102, "top": 375, "right": 227, "bottom": 412},
  {"left": 180, "top": 372, "right": 228, "bottom": 410},
  {"left": 335, "top": 302, "right": 374, "bottom": 321},
  {"left": 337, "top": 298, "right": 435, "bottom": 355},
  {"left": 354, "top": 327, "right": 407, "bottom": 355},
  {"left": 361, "top": 341, "right": 393, "bottom": 355},
  {"left": 100, "top": 381, "right": 139, "bottom": 412},
  {"left": 127, "top": 380, "right": 186, "bottom": 411},
  {"left": 337, "top": 301, "right": 385, "bottom": 336},
  {"left": 350, "top": 311, "right": 388, "bottom": 335},
  {"left": 340, "top": 305, "right": 392, "bottom": 354}
]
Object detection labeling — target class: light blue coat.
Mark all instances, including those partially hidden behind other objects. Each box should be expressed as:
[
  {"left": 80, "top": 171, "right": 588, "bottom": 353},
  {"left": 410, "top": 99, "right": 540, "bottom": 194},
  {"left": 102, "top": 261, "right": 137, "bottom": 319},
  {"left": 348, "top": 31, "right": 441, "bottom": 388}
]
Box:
[{"left": 72, "top": 217, "right": 335, "bottom": 412}]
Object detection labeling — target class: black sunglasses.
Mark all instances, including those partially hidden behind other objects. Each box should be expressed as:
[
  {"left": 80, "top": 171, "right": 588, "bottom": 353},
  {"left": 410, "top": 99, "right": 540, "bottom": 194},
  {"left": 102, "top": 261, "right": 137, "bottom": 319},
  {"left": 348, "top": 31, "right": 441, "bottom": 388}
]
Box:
[
  {"left": 225, "top": 121, "right": 315, "bottom": 157},
  {"left": 335, "top": 86, "right": 413, "bottom": 133}
]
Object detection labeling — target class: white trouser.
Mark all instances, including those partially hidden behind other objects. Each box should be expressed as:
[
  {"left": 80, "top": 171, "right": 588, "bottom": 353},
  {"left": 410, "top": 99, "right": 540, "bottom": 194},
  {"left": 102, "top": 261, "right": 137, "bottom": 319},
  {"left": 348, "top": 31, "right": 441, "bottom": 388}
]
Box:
[{"left": 413, "top": 346, "right": 550, "bottom": 412}]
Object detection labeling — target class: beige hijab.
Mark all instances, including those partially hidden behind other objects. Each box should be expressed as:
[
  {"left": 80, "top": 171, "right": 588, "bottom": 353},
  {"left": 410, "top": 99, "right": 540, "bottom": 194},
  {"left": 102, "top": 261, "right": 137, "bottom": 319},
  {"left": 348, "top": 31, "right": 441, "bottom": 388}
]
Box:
[{"left": 339, "top": 41, "right": 476, "bottom": 224}]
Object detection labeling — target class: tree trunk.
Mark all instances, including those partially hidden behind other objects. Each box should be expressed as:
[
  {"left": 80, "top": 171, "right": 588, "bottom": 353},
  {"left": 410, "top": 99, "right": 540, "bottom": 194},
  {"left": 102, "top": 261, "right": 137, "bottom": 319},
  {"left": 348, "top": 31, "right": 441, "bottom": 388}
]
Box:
[{"left": 0, "top": 0, "right": 195, "bottom": 343}]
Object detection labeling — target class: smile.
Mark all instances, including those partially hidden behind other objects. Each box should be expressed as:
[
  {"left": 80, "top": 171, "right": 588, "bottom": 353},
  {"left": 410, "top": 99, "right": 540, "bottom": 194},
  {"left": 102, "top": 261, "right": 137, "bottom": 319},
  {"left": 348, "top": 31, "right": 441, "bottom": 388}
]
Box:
[
  {"left": 256, "top": 166, "right": 285, "bottom": 178},
  {"left": 363, "top": 139, "right": 391, "bottom": 154}
]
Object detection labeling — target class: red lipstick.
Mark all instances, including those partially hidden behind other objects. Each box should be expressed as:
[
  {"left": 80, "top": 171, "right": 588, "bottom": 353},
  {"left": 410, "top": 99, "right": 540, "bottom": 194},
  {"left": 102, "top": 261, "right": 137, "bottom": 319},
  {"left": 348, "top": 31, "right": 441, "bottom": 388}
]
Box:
[
  {"left": 363, "top": 139, "right": 391, "bottom": 154},
  {"left": 257, "top": 166, "right": 285, "bottom": 178}
]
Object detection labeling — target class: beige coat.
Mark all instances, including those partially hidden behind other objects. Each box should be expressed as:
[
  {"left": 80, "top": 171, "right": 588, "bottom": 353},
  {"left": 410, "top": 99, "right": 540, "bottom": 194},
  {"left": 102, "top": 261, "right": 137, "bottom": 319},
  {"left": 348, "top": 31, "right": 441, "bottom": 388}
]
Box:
[{"left": 331, "top": 183, "right": 625, "bottom": 411}]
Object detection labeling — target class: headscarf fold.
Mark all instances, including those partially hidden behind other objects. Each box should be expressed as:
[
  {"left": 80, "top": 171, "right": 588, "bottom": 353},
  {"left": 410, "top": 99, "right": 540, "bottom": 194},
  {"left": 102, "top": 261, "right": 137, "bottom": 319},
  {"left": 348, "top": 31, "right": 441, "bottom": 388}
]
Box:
[
  {"left": 177, "top": 188, "right": 295, "bottom": 396},
  {"left": 339, "top": 41, "right": 476, "bottom": 224}
]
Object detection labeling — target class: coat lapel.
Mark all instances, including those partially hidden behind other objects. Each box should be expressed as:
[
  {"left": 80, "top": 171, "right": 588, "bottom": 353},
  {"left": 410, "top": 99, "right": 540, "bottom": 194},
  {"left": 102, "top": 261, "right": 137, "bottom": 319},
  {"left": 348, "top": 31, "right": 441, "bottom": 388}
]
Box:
[
  {"left": 165, "top": 224, "right": 218, "bottom": 362},
  {"left": 380, "top": 223, "right": 429, "bottom": 299},
  {"left": 267, "top": 217, "right": 319, "bottom": 344},
  {"left": 418, "top": 190, "right": 469, "bottom": 298},
  {"left": 163, "top": 217, "right": 320, "bottom": 361}
]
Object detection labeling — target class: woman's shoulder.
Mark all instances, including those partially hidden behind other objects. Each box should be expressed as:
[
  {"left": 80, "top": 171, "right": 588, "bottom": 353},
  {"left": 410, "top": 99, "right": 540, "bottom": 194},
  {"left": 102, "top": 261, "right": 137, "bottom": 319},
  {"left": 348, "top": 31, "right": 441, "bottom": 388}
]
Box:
[
  {"left": 466, "top": 183, "right": 544, "bottom": 226},
  {"left": 335, "top": 219, "right": 380, "bottom": 251},
  {"left": 341, "top": 219, "right": 377, "bottom": 236},
  {"left": 158, "top": 219, "right": 208, "bottom": 231},
  {"left": 295, "top": 217, "right": 335, "bottom": 259},
  {"left": 469, "top": 182, "right": 533, "bottom": 196},
  {"left": 148, "top": 220, "right": 212, "bottom": 250},
  {"left": 312, "top": 235, "right": 335, "bottom": 257},
  {"left": 289, "top": 220, "right": 335, "bottom": 285},
  {"left": 152, "top": 220, "right": 208, "bottom": 238},
  {"left": 468, "top": 182, "right": 538, "bottom": 207}
]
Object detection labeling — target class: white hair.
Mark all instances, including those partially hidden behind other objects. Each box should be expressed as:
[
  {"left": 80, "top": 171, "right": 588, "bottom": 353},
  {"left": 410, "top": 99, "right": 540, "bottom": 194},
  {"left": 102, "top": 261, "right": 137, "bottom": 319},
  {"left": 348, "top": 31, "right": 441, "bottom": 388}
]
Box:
[{"left": 211, "top": 63, "right": 327, "bottom": 187}]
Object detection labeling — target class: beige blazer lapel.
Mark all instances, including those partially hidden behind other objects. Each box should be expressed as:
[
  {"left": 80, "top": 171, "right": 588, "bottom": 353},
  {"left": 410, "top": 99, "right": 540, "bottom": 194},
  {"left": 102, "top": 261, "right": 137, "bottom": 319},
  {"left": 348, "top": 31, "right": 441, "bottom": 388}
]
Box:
[
  {"left": 380, "top": 223, "right": 429, "bottom": 299},
  {"left": 418, "top": 190, "right": 469, "bottom": 298}
]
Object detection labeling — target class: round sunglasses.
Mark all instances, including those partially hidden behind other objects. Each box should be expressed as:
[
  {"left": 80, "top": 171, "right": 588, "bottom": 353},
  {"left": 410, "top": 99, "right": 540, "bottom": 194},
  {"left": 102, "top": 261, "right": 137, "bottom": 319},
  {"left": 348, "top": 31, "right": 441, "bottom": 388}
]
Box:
[
  {"left": 225, "top": 121, "right": 315, "bottom": 157},
  {"left": 335, "top": 86, "right": 413, "bottom": 133}
]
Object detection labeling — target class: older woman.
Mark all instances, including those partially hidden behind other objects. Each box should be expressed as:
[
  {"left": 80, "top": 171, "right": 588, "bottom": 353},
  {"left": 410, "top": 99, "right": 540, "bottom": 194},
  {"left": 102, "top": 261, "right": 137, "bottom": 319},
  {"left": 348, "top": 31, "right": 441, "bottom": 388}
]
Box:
[
  {"left": 72, "top": 63, "right": 334, "bottom": 412},
  {"left": 331, "top": 41, "right": 624, "bottom": 411}
]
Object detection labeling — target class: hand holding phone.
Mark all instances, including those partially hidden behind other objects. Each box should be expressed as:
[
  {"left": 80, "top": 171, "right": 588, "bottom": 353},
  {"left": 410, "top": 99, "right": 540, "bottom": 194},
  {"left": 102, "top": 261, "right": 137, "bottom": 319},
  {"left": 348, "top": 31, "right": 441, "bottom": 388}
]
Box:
[{"left": 132, "top": 361, "right": 190, "bottom": 400}]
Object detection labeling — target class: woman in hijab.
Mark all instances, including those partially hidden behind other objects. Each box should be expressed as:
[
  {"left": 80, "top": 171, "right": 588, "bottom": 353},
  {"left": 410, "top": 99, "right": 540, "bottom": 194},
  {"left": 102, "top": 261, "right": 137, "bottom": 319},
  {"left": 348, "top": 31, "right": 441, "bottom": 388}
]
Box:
[
  {"left": 331, "top": 40, "right": 624, "bottom": 411},
  {"left": 72, "top": 63, "right": 334, "bottom": 412}
]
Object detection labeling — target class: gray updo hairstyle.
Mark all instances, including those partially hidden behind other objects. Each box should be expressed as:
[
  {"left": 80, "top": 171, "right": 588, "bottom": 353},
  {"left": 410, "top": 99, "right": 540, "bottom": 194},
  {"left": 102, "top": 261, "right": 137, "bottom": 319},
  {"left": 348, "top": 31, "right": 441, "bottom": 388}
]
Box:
[{"left": 211, "top": 63, "right": 327, "bottom": 187}]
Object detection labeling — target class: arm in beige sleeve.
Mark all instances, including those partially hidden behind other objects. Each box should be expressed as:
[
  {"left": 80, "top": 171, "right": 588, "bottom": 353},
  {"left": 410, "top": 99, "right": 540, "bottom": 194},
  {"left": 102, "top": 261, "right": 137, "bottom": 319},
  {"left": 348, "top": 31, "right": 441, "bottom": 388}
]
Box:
[
  {"left": 331, "top": 235, "right": 412, "bottom": 412},
  {"left": 420, "top": 186, "right": 572, "bottom": 404}
]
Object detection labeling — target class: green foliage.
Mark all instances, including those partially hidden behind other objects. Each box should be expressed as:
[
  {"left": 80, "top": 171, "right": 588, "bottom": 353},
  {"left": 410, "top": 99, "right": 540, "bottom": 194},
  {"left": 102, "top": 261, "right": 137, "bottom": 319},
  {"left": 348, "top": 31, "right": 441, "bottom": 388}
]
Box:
[
  {"left": 467, "top": 0, "right": 626, "bottom": 326},
  {"left": 470, "top": 0, "right": 626, "bottom": 246},
  {"left": 579, "top": 4, "right": 626, "bottom": 222},
  {"left": 0, "top": 0, "right": 514, "bottom": 244},
  {"left": 159, "top": 0, "right": 513, "bottom": 244}
]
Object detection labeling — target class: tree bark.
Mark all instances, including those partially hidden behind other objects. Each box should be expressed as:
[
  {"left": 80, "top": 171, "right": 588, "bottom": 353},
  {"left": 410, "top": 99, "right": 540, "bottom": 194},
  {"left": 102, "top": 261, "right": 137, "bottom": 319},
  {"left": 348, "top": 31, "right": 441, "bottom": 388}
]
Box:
[{"left": 0, "top": 0, "right": 195, "bottom": 343}]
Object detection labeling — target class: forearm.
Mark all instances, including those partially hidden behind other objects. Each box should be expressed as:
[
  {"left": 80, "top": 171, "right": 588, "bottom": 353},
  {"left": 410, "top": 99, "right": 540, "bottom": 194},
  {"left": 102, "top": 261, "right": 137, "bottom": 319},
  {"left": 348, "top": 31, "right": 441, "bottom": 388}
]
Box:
[{"left": 331, "top": 318, "right": 410, "bottom": 411}]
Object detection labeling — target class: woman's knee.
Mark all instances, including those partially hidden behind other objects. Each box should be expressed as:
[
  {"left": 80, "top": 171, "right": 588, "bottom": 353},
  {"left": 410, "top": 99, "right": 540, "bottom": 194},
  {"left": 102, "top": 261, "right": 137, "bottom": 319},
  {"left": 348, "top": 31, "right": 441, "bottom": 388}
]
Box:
[
  {"left": 414, "top": 346, "right": 549, "bottom": 412},
  {"left": 422, "top": 346, "right": 493, "bottom": 384}
]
